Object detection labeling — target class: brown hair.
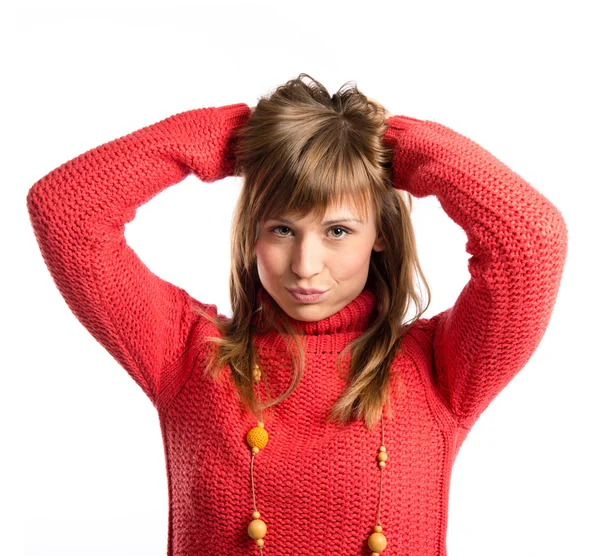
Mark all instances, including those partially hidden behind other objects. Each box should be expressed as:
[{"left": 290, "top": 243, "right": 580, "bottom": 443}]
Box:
[{"left": 193, "top": 73, "right": 431, "bottom": 430}]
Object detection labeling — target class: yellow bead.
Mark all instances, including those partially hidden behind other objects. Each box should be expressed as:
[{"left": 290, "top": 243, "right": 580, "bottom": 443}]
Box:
[
  {"left": 379, "top": 445, "right": 386, "bottom": 452},
  {"left": 377, "top": 452, "right": 388, "bottom": 462},
  {"left": 248, "top": 518, "right": 267, "bottom": 540},
  {"left": 368, "top": 531, "right": 387, "bottom": 552},
  {"left": 252, "top": 511, "right": 261, "bottom": 519},
  {"left": 252, "top": 364, "right": 262, "bottom": 382},
  {"left": 256, "top": 539, "right": 264, "bottom": 547},
  {"left": 246, "top": 426, "right": 269, "bottom": 450},
  {"left": 374, "top": 525, "right": 382, "bottom": 533},
  {"left": 379, "top": 461, "right": 386, "bottom": 468}
]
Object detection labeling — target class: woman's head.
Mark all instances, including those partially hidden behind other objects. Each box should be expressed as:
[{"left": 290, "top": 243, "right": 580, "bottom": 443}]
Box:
[
  {"left": 196, "top": 74, "right": 431, "bottom": 429},
  {"left": 230, "top": 73, "right": 421, "bottom": 323}
]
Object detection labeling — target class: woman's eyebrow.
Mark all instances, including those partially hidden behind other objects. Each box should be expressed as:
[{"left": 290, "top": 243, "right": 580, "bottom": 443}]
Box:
[
  {"left": 273, "top": 217, "right": 364, "bottom": 226},
  {"left": 322, "top": 218, "right": 364, "bottom": 226}
]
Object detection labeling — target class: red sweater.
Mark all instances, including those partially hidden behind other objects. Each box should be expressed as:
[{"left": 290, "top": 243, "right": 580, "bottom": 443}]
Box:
[{"left": 26, "top": 103, "right": 568, "bottom": 555}]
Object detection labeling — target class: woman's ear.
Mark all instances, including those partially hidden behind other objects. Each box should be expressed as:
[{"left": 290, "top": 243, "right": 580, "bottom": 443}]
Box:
[{"left": 373, "top": 234, "right": 385, "bottom": 252}]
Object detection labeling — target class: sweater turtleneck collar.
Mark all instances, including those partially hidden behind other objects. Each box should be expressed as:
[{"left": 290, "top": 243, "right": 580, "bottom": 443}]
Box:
[{"left": 252, "top": 286, "right": 378, "bottom": 337}]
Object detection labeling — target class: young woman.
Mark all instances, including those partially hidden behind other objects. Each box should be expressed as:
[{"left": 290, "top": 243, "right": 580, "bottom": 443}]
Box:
[{"left": 27, "top": 73, "right": 568, "bottom": 555}]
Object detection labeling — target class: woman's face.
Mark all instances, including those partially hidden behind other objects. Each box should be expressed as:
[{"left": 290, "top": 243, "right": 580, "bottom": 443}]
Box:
[{"left": 255, "top": 198, "right": 385, "bottom": 322}]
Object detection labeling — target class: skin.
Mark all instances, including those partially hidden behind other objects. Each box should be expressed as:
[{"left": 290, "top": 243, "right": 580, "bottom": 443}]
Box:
[{"left": 255, "top": 198, "right": 385, "bottom": 322}]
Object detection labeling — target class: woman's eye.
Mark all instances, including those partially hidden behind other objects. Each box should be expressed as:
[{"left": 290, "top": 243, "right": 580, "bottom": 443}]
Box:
[
  {"left": 329, "top": 226, "right": 350, "bottom": 239},
  {"left": 272, "top": 225, "right": 292, "bottom": 236},
  {"left": 270, "top": 225, "right": 351, "bottom": 239}
]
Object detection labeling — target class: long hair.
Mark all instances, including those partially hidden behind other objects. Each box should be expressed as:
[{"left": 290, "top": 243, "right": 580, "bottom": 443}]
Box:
[{"left": 193, "top": 73, "right": 431, "bottom": 430}]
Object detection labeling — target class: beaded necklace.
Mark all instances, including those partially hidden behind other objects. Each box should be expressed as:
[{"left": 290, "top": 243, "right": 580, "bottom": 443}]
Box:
[{"left": 244, "top": 362, "right": 390, "bottom": 555}]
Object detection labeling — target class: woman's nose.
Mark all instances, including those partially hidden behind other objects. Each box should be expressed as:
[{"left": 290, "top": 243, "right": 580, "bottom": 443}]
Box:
[{"left": 290, "top": 239, "right": 324, "bottom": 278}]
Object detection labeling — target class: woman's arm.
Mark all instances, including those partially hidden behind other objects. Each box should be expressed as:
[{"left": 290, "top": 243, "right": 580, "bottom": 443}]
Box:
[
  {"left": 383, "top": 115, "right": 568, "bottom": 431},
  {"left": 26, "top": 103, "right": 252, "bottom": 407}
]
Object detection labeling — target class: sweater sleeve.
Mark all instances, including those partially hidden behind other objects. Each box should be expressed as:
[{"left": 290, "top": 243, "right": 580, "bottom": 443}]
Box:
[
  {"left": 26, "top": 102, "right": 252, "bottom": 407},
  {"left": 383, "top": 115, "right": 568, "bottom": 430}
]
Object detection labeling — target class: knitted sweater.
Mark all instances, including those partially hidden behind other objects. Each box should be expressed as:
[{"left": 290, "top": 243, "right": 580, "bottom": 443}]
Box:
[{"left": 26, "top": 103, "right": 568, "bottom": 555}]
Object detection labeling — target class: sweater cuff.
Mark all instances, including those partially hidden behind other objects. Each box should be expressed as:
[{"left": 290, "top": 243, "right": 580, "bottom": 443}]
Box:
[
  {"left": 194, "top": 102, "right": 252, "bottom": 181},
  {"left": 385, "top": 114, "right": 423, "bottom": 132},
  {"left": 217, "top": 102, "right": 252, "bottom": 127},
  {"left": 383, "top": 115, "right": 426, "bottom": 195}
]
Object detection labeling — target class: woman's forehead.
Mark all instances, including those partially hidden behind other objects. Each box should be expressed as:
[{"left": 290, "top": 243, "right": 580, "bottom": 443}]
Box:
[{"left": 283, "top": 195, "right": 373, "bottom": 219}]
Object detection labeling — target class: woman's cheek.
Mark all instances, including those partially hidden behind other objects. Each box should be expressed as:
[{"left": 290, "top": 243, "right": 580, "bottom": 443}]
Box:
[
  {"left": 256, "top": 241, "right": 285, "bottom": 274},
  {"left": 338, "top": 246, "right": 368, "bottom": 274}
]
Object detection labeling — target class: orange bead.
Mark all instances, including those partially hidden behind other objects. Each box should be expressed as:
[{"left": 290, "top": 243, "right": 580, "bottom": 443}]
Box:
[
  {"left": 246, "top": 425, "right": 269, "bottom": 450},
  {"left": 368, "top": 531, "right": 387, "bottom": 552},
  {"left": 248, "top": 518, "right": 267, "bottom": 540}
]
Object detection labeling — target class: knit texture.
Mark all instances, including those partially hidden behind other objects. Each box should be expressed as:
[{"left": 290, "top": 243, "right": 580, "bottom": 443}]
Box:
[{"left": 27, "top": 103, "right": 568, "bottom": 555}]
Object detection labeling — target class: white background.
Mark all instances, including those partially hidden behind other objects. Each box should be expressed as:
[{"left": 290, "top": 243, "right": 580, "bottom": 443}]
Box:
[{"left": 3, "top": 0, "right": 598, "bottom": 554}]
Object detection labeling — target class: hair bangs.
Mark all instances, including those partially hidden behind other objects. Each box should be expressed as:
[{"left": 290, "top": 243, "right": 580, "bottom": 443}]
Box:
[{"left": 258, "top": 135, "right": 377, "bottom": 225}]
